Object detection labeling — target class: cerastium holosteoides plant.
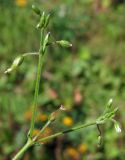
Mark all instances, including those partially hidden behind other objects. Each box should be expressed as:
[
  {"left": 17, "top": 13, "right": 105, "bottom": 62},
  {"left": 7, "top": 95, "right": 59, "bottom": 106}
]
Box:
[{"left": 4, "top": 5, "right": 121, "bottom": 160}]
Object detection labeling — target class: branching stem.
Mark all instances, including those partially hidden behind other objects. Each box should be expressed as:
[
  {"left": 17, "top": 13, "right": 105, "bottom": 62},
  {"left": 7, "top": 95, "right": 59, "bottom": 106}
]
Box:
[
  {"left": 38, "top": 121, "right": 96, "bottom": 143},
  {"left": 33, "top": 120, "right": 51, "bottom": 141},
  {"left": 12, "top": 139, "right": 33, "bottom": 160},
  {"left": 12, "top": 121, "right": 96, "bottom": 160},
  {"left": 12, "top": 5, "right": 119, "bottom": 160}
]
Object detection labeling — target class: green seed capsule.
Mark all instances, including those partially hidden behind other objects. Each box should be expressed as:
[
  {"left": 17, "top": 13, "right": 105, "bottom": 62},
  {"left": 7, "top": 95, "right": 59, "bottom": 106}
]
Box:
[
  {"left": 4, "top": 55, "right": 24, "bottom": 74},
  {"left": 36, "top": 12, "right": 45, "bottom": 29},
  {"left": 42, "top": 32, "right": 51, "bottom": 52},
  {"left": 114, "top": 120, "right": 121, "bottom": 133},
  {"left": 44, "top": 14, "right": 50, "bottom": 28},
  {"left": 97, "top": 136, "right": 102, "bottom": 147},
  {"left": 13, "top": 56, "right": 24, "bottom": 67},
  {"left": 32, "top": 5, "right": 41, "bottom": 16},
  {"left": 56, "top": 40, "right": 72, "bottom": 48}
]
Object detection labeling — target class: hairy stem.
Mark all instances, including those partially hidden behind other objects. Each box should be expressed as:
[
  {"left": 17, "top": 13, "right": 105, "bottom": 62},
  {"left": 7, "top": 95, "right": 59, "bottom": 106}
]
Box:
[{"left": 29, "top": 29, "right": 45, "bottom": 138}]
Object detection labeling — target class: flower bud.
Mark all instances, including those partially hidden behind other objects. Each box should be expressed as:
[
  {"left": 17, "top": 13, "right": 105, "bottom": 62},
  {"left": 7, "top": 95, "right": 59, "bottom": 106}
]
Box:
[
  {"left": 32, "top": 5, "right": 41, "bottom": 16},
  {"left": 4, "top": 55, "right": 24, "bottom": 74},
  {"left": 49, "top": 111, "right": 58, "bottom": 122},
  {"left": 114, "top": 121, "right": 121, "bottom": 133},
  {"left": 44, "top": 14, "right": 50, "bottom": 28},
  {"left": 36, "top": 12, "right": 45, "bottom": 29},
  {"left": 107, "top": 98, "right": 113, "bottom": 109},
  {"left": 4, "top": 68, "right": 13, "bottom": 74},
  {"left": 104, "top": 98, "right": 114, "bottom": 114},
  {"left": 56, "top": 40, "right": 72, "bottom": 48},
  {"left": 97, "top": 136, "right": 102, "bottom": 147},
  {"left": 48, "top": 105, "right": 66, "bottom": 122},
  {"left": 42, "top": 32, "right": 50, "bottom": 52}
]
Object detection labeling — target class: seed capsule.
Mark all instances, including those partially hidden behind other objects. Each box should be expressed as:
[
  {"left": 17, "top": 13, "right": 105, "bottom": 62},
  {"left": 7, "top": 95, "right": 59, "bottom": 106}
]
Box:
[
  {"left": 97, "top": 136, "right": 102, "bottom": 147},
  {"left": 48, "top": 105, "right": 66, "bottom": 122},
  {"left": 114, "top": 121, "right": 121, "bottom": 133},
  {"left": 4, "top": 55, "right": 24, "bottom": 74},
  {"left": 36, "top": 12, "right": 45, "bottom": 29},
  {"left": 32, "top": 5, "right": 41, "bottom": 16},
  {"left": 42, "top": 32, "right": 51, "bottom": 52},
  {"left": 56, "top": 40, "right": 72, "bottom": 48},
  {"left": 44, "top": 14, "right": 51, "bottom": 28},
  {"left": 107, "top": 98, "right": 113, "bottom": 109}
]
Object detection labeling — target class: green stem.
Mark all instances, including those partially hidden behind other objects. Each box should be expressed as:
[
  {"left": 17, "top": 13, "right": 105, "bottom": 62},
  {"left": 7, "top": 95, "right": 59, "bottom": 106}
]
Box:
[
  {"left": 29, "top": 29, "right": 45, "bottom": 138},
  {"left": 12, "top": 140, "right": 33, "bottom": 160},
  {"left": 38, "top": 121, "right": 96, "bottom": 143},
  {"left": 33, "top": 120, "right": 51, "bottom": 141},
  {"left": 23, "top": 52, "right": 39, "bottom": 57}
]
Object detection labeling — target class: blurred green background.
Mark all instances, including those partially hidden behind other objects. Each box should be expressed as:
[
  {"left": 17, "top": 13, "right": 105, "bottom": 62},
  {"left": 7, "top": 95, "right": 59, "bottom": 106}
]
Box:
[{"left": 0, "top": 0, "right": 125, "bottom": 160}]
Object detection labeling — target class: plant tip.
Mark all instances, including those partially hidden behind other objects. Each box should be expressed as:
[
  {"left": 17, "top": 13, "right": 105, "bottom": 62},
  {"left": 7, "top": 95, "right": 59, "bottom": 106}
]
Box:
[
  {"left": 4, "top": 68, "right": 12, "bottom": 74},
  {"left": 114, "top": 121, "right": 121, "bottom": 133},
  {"left": 32, "top": 4, "right": 41, "bottom": 16},
  {"left": 60, "top": 105, "right": 66, "bottom": 111},
  {"left": 56, "top": 40, "right": 72, "bottom": 48}
]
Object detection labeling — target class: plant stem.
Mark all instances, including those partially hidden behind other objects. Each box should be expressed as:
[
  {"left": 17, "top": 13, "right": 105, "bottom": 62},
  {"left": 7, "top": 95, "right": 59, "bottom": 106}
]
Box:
[
  {"left": 12, "top": 29, "right": 45, "bottom": 160},
  {"left": 33, "top": 120, "right": 51, "bottom": 141},
  {"left": 12, "top": 121, "right": 96, "bottom": 159},
  {"left": 29, "top": 29, "right": 45, "bottom": 138},
  {"left": 23, "top": 52, "right": 39, "bottom": 57},
  {"left": 12, "top": 140, "right": 33, "bottom": 160},
  {"left": 38, "top": 121, "right": 96, "bottom": 143}
]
